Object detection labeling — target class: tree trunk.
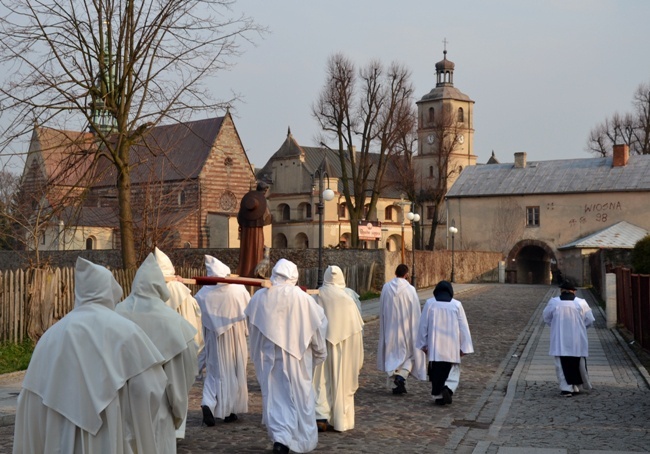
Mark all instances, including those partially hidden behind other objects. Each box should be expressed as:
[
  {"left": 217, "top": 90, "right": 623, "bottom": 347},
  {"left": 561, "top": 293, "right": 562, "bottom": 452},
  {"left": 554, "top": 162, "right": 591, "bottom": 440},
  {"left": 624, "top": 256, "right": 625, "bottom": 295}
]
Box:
[{"left": 117, "top": 166, "right": 137, "bottom": 270}]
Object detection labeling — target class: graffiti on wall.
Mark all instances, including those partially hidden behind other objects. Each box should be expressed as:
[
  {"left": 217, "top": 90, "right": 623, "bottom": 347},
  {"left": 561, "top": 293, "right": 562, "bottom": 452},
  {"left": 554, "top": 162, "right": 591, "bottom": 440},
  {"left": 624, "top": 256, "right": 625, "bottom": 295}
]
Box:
[{"left": 569, "top": 201, "right": 622, "bottom": 226}]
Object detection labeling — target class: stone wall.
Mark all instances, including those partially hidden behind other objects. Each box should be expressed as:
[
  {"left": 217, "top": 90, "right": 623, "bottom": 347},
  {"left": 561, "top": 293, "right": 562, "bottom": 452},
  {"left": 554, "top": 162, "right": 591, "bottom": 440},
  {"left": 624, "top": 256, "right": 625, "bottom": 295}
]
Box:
[{"left": 0, "top": 247, "right": 500, "bottom": 293}]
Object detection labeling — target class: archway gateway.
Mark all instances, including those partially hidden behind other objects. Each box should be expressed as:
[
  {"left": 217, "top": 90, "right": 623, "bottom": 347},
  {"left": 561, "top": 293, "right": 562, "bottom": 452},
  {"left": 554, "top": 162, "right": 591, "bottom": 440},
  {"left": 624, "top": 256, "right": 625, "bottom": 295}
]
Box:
[{"left": 506, "top": 239, "right": 558, "bottom": 285}]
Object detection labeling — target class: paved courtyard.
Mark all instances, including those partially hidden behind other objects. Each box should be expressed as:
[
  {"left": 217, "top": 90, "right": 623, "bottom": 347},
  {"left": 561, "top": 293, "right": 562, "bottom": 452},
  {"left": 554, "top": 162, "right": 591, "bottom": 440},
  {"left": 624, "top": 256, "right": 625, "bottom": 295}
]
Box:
[{"left": 1, "top": 283, "right": 648, "bottom": 453}]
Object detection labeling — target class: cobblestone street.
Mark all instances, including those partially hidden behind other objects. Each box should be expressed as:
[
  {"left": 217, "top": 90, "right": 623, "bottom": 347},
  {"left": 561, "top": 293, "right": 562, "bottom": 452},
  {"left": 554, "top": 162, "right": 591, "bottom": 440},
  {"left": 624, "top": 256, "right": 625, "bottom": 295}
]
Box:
[{"left": 2, "top": 283, "right": 648, "bottom": 453}]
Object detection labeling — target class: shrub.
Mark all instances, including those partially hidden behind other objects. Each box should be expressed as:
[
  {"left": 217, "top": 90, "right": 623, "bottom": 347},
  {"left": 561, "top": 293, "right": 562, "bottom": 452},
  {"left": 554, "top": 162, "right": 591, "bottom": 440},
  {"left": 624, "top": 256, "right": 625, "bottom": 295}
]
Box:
[{"left": 631, "top": 235, "right": 650, "bottom": 274}]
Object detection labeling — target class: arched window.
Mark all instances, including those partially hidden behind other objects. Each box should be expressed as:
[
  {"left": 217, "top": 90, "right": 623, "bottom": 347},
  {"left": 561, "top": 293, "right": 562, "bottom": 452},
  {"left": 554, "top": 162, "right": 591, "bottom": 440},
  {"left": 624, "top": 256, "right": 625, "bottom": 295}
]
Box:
[
  {"left": 282, "top": 204, "right": 290, "bottom": 221},
  {"left": 338, "top": 203, "right": 346, "bottom": 218},
  {"left": 384, "top": 206, "right": 394, "bottom": 221},
  {"left": 273, "top": 233, "right": 288, "bottom": 248},
  {"left": 294, "top": 232, "right": 309, "bottom": 249},
  {"left": 429, "top": 166, "right": 434, "bottom": 178},
  {"left": 184, "top": 241, "right": 192, "bottom": 248},
  {"left": 428, "top": 107, "right": 435, "bottom": 124},
  {"left": 178, "top": 190, "right": 186, "bottom": 206},
  {"left": 457, "top": 107, "right": 464, "bottom": 123},
  {"left": 85, "top": 236, "right": 95, "bottom": 250}
]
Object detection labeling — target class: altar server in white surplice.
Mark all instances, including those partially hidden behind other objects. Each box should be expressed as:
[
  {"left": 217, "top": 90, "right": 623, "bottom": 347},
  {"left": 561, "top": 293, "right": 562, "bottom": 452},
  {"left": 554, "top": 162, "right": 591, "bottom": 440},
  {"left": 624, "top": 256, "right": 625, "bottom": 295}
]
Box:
[
  {"left": 13, "top": 258, "right": 168, "bottom": 454},
  {"left": 417, "top": 280, "right": 474, "bottom": 406},
  {"left": 116, "top": 254, "right": 198, "bottom": 447},
  {"left": 194, "top": 255, "right": 250, "bottom": 426},
  {"left": 543, "top": 280, "right": 595, "bottom": 397},
  {"left": 245, "top": 259, "right": 328, "bottom": 454},
  {"left": 154, "top": 247, "right": 204, "bottom": 375},
  {"left": 313, "top": 265, "right": 364, "bottom": 433}
]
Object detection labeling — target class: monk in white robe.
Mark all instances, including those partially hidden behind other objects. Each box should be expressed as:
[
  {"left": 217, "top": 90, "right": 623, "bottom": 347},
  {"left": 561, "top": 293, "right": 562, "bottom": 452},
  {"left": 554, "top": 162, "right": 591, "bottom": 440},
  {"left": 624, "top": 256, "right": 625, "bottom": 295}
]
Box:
[
  {"left": 194, "top": 255, "right": 250, "bottom": 426},
  {"left": 377, "top": 264, "right": 427, "bottom": 394},
  {"left": 313, "top": 265, "right": 364, "bottom": 432},
  {"left": 116, "top": 254, "right": 198, "bottom": 446},
  {"left": 417, "top": 280, "right": 474, "bottom": 405},
  {"left": 154, "top": 247, "right": 204, "bottom": 375},
  {"left": 13, "top": 258, "right": 168, "bottom": 454},
  {"left": 543, "top": 280, "right": 595, "bottom": 397},
  {"left": 246, "top": 258, "right": 327, "bottom": 454}
]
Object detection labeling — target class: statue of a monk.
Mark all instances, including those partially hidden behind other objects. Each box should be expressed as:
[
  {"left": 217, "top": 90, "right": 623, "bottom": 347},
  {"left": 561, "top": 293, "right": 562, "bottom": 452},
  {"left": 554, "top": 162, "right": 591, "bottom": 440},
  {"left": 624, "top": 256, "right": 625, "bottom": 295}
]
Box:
[{"left": 237, "top": 181, "right": 272, "bottom": 277}]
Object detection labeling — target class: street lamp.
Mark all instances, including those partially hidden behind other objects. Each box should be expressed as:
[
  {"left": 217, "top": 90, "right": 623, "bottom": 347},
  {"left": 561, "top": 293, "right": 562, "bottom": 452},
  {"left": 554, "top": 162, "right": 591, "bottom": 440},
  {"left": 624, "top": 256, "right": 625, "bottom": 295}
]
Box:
[
  {"left": 406, "top": 210, "right": 420, "bottom": 288},
  {"left": 449, "top": 223, "right": 458, "bottom": 283},
  {"left": 314, "top": 160, "right": 335, "bottom": 287}
]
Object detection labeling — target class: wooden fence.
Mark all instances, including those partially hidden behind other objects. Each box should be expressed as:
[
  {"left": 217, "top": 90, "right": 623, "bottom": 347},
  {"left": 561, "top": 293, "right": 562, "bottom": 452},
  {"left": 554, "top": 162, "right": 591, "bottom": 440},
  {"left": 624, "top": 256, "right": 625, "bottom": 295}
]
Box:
[
  {"left": 615, "top": 267, "right": 650, "bottom": 351},
  {"left": 0, "top": 266, "right": 209, "bottom": 343},
  {"left": 0, "top": 263, "right": 378, "bottom": 343}
]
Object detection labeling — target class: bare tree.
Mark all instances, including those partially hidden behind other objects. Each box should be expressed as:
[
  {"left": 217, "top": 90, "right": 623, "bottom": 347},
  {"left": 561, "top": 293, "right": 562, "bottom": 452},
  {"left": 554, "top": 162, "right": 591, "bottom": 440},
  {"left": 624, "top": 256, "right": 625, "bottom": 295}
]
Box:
[
  {"left": 313, "top": 54, "right": 416, "bottom": 248},
  {"left": 586, "top": 82, "right": 650, "bottom": 156},
  {"left": 0, "top": 169, "right": 18, "bottom": 249},
  {"left": 0, "top": 0, "right": 263, "bottom": 269},
  {"left": 490, "top": 198, "right": 523, "bottom": 257},
  {"left": 419, "top": 106, "right": 464, "bottom": 250}
]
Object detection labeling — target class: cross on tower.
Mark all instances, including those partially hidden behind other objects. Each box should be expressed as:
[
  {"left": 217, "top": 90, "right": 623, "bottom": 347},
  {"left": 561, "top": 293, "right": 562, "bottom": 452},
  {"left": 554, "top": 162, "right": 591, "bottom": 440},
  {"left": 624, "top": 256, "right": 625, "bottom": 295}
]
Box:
[{"left": 442, "top": 38, "right": 449, "bottom": 52}]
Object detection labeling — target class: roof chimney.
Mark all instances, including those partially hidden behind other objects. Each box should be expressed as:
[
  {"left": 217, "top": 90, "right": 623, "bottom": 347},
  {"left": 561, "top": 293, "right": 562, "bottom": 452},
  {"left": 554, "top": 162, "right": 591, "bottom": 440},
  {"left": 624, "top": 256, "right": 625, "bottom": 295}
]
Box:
[
  {"left": 612, "top": 144, "right": 629, "bottom": 167},
  {"left": 514, "top": 152, "right": 527, "bottom": 168}
]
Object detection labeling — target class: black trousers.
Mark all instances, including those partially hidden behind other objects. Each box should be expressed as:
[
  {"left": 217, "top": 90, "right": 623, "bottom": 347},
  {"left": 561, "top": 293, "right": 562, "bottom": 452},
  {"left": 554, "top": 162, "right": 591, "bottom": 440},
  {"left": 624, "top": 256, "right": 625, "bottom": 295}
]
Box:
[
  {"left": 560, "top": 356, "right": 583, "bottom": 385},
  {"left": 428, "top": 361, "right": 452, "bottom": 396}
]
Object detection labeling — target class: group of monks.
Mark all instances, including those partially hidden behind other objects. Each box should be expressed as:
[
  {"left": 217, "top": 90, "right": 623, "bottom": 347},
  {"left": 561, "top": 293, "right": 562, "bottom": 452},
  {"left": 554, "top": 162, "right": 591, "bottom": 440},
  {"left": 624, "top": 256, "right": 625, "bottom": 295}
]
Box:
[{"left": 11, "top": 249, "right": 365, "bottom": 454}]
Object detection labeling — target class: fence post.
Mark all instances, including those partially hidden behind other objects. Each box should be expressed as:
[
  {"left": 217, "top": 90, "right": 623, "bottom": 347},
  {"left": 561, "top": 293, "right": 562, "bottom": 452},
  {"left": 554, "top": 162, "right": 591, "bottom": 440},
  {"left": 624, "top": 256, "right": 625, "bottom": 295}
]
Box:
[{"left": 605, "top": 273, "right": 617, "bottom": 329}]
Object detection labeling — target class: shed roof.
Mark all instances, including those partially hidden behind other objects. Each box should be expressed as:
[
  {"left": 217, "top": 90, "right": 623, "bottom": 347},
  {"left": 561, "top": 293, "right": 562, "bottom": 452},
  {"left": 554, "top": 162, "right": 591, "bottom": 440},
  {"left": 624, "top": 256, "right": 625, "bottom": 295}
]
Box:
[{"left": 558, "top": 221, "right": 649, "bottom": 250}]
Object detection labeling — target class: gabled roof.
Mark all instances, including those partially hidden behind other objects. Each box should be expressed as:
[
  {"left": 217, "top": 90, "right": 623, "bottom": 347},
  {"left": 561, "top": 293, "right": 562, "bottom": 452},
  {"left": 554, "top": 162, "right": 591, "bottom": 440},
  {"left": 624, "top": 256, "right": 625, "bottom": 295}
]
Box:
[
  {"left": 93, "top": 117, "right": 225, "bottom": 186},
  {"left": 446, "top": 154, "right": 650, "bottom": 198},
  {"left": 258, "top": 132, "right": 405, "bottom": 199},
  {"left": 30, "top": 126, "right": 98, "bottom": 187},
  {"left": 558, "top": 221, "right": 649, "bottom": 250}
]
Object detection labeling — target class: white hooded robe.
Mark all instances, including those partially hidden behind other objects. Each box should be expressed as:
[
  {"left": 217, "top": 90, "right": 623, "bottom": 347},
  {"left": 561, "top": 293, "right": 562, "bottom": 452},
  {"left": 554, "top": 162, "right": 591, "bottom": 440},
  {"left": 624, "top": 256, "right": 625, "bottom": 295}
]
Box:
[
  {"left": 154, "top": 247, "right": 204, "bottom": 371},
  {"left": 194, "top": 255, "right": 250, "bottom": 419},
  {"left": 13, "top": 258, "right": 168, "bottom": 454},
  {"left": 116, "top": 254, "right": 198, "bottom": 446},
  {"left": 313, "top": 265, "right": 364, "bottom": 432},
  {"left": 377, "top": 277, "right": 427, "bottom": 381},
  {"left": 245, "top": 259, "right": 327, "bottom": 453}
]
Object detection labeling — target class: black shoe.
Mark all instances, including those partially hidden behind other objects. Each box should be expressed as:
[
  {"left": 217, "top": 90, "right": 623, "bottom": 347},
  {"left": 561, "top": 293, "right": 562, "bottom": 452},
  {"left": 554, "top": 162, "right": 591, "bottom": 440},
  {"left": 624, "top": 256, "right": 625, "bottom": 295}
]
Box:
[
  {"left": 560, "top": 391, "right": 573, "bottom": 397},
  {"left": 392, "top": 376, "right": 407, "bottom": 394},
  {"left": 224, "top": 413, "right": 238, "bottom": 423},
  {"left": 273, "top": 442, "right": 290, "bottom": 453},
  {"left": 201, "top": 405, "right": 215, "bottom": 427},
  {"left": 434, "top": 398, "right": 446, "bottom": 405},
  {"left": 442, "top": 386, "right": 453, "bottom": 405}
]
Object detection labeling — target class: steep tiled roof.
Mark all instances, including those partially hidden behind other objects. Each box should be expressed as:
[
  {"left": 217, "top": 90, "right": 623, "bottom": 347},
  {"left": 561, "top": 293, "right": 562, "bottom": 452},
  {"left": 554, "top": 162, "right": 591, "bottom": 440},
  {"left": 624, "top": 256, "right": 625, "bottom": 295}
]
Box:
[
  {"left": 33, "top": 126, "right": 98, "bottom": 186},
  {"left": 93, "top": 117, "right": 224, "bottom": 186},
  {"left": 558, "top": 221, "right": 649, "bottom": 249},
  {"left": 257, "top": 132, "right": 405, "bottom": 199},
  {"left": 446, "top": 155, "right": 650, "bottom": 198}
]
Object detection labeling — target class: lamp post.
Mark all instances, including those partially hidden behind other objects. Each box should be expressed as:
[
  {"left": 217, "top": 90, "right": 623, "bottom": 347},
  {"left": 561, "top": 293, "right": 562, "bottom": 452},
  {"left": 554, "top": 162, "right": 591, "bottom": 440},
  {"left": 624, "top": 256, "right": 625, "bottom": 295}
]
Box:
[
  {"left": 406, "top": 210, "right": 420, "bottom": 288},
  {"left": 315, "top": 161, "right": 335, "bottom": 287},
  {"left": 449, "top": 223, "right": 458, "bottom": 283}
]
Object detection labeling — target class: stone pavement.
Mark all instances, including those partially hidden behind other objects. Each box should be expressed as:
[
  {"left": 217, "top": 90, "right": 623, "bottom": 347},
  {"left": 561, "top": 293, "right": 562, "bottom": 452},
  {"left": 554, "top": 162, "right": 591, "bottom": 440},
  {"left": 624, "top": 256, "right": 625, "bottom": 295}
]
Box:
[{"left": 0, "top": 283, "right": 649, "bottom": 453}]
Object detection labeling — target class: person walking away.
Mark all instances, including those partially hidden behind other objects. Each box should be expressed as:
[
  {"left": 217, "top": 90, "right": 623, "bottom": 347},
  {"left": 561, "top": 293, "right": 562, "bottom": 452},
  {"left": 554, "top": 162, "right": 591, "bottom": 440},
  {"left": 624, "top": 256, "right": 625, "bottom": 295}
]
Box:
[
  {"left": 417, "top": 280, "right": 474, "bottom": 405},
  {"left": 194, "top": 255, "right": 250, "bottom": 426},
  {"left": 154, "top": 247, "right": 205, "bottom": 378},
  {"left": 245, "top": 259, "right": 327, "bottom": 454},
  {"left": 116, "top": 253, "right": 198, "bottom": 448},
  {"left": 313, "top": 265, "right": 364, "bottom": 432},
  {"left": 542, "top": 280, "right": 595, "bottom": 397},
  {"left": 13, "top": 258, "right": 168, "bottom": 453},
  {"left": 377, "top": 264, "right": 427, "bottom": 395}
]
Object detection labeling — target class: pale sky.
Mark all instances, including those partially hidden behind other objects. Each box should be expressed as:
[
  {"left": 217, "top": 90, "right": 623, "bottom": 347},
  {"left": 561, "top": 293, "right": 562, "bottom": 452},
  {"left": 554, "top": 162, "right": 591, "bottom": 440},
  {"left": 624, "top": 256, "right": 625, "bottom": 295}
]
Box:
[{"left": 215, "top": 0, "right": 650, "bottom": 169}]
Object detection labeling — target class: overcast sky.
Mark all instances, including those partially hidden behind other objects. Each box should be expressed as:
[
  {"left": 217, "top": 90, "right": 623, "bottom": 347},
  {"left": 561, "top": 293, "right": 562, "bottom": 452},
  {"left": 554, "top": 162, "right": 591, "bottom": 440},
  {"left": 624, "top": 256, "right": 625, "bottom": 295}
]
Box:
[{"left": 214, "top": 0, "right": 650, "bottom": 169}]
